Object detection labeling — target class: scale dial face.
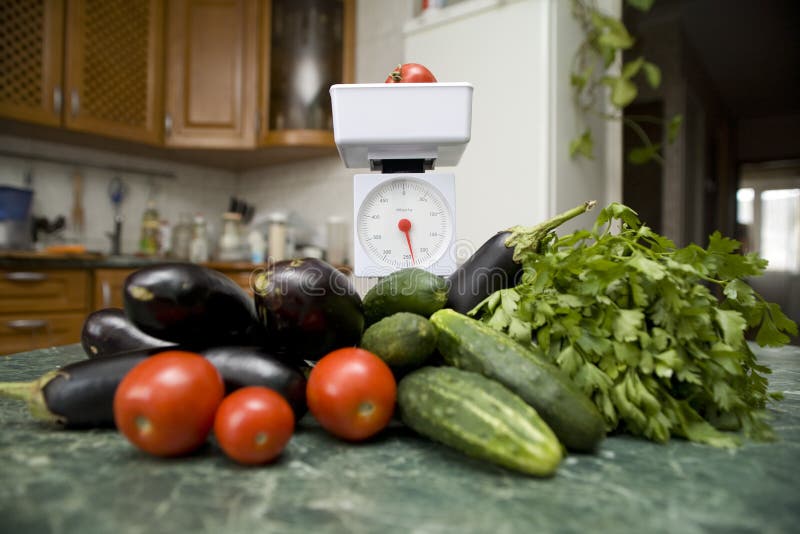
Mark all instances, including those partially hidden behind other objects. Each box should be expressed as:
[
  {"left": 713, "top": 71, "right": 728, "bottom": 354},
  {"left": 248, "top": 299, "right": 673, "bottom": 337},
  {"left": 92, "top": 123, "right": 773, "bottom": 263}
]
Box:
[{"left": 356, "top": 176, "right": 454, "bottom": 273}]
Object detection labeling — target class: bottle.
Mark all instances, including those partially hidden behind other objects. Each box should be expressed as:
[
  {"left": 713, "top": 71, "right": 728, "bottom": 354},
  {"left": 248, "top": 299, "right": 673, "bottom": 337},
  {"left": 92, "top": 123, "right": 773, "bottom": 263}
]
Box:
[
  {"left": 139, "top": 200, "right": 160, "bottom": 256},
  {"left": 189, "top": 215, "right": 209, "bottom": 263},
  {"left": 218, "top": 212, "right": 242, "bottom": 261},
  {"left": 171, "top": 213, "right": 193, "bottom": 260},
  {"left": 267, "top": 212, "right": 288, "bottom": 262}
]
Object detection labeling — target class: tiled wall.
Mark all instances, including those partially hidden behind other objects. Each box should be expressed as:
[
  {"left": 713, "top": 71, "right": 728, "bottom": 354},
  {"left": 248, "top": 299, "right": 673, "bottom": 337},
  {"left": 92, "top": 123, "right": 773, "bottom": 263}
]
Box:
[{"left": 0, "top": 135, "right": 237, "bottom": 255}]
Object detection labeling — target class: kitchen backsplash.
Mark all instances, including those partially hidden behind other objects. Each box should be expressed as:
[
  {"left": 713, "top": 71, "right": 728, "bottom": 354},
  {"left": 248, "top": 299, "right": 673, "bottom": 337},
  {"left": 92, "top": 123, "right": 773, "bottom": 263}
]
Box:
[{"left": 0, "top": 135, "right": 237, "bottom": 255}]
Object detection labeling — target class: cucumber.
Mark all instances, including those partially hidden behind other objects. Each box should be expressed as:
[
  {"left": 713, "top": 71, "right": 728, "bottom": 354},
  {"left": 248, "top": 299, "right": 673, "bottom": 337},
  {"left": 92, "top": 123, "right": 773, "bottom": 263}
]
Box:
[
  {"left": 362, "top": 268, "right": 448, "bottom": 326},
  {"left": 398, "top": 366, "right": 562, "bottom": 477},
  {"left": 430, "top": 309, "right": 605, "bottom": 452},
  {"left": 360, "top": 312, "right": 438, "bottom": 370}
]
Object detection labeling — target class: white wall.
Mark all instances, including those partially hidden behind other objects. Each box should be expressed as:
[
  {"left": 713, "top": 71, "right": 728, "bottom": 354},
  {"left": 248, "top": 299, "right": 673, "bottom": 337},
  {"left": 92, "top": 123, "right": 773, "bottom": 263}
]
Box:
[{"left": 0, "top": 135, "right": 236, "bottom": 254}]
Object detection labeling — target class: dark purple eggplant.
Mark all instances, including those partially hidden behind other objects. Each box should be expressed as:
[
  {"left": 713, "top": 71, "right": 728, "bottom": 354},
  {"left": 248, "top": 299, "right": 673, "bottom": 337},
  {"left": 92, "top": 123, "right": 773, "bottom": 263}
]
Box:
[
  {"left": 0, "top": 347, "right": 308, "bottom": 428},
  {"left": 203, "top": 346, "right": 307, "bottom": 420},
  {"left": 446, "top": 201, "right": 597, "bottom": 314},
  {"left": 253, "top": 258, "right": 364, "bottom": 362},
  {"left": 123, "top": 263, "right": 266, "bottom": 348},
  {"left": 81, "top": 308, "right": 176, "bottom": 359},
  {"left": 445, "top": 231, "right": 522, "bottom": 314}
]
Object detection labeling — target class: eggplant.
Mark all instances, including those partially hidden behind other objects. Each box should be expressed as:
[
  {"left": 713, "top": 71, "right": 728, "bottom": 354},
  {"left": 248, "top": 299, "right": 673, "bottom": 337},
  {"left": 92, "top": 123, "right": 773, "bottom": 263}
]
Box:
[
  {"left": 445, "top": 231, "right": 522, "bottom": 314},
  {"left": 0, "top": 347, "right": 308, "bottom": 428},
  {"left": 446, "top": 201, "right": 597, "bottom": 314},
  {"left": 253, "top": 258, "right": 364, "bottom": 362},
  {"left": 203, "top": 346, "right": 307, "bottom": 420},
  {"left": 81, "top": 308, "right": 176, "bottom": 359},
  {"left": 123, "top": 263, "right": 266, "bottom": 348}
]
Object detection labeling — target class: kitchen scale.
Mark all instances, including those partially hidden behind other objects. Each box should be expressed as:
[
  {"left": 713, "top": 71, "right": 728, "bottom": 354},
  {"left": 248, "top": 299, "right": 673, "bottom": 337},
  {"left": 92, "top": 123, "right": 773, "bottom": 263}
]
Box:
[{"left": 330, "top": 82, "right": 474, "bottom": 277}]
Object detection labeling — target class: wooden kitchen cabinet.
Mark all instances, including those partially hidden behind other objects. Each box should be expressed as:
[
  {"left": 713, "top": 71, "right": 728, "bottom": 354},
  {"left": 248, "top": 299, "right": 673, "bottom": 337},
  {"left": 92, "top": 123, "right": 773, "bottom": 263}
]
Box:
[
  {"left": 0, "top": 0, "right": 164, "bottom": 144},
  {"left": 164, "top": 0, "right": 258, "bottom": 148},
  {"left": 0, "top": 269, "right": 89, "bottom": 355},
  {"left": 63, "top": 0, "right": 164, "bottom": 144},
  {"left": 0, "top": 0, "right": 65, "bottom": 126},
  {"left": 92, "top": 268, "right": 134, "bottom": 311},
  {"left": 259, "top": 0, "right": 355, "bottom": 147}
]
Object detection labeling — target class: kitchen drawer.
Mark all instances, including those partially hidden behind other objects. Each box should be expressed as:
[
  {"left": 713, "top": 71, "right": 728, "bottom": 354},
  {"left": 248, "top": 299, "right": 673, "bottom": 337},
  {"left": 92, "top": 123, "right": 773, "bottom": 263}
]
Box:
[
  {"left": 93, "top": 269, "right": 136, "bottom": 310},
  {"left": 0, "top": 312, "right": 85, "bottom": 355},
  {"left": 0, "top": 270, "right": 89, "bottom": 313}
]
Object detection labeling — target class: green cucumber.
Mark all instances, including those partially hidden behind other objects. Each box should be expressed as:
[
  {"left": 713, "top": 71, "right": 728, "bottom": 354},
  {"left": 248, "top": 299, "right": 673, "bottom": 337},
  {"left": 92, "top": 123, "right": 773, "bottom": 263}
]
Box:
[
  {"left": 362, "top": 268, "right": 448, "bottom": 326},
  {"left": 430, "top": 309, "right": 605, "bottom": 452},
  {"left": 398, "top": 366, "right": 562, "bottom": 477},
  {"left": 360, "top": 312, "right": 437, "bottom": 370}
]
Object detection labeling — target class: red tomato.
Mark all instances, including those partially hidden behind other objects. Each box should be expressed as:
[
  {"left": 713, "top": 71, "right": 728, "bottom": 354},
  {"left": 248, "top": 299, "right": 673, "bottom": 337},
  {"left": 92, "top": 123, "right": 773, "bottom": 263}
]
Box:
[
  {"left": 213, "top": 387, "right": 295, "bottom": 465},
  {"left": 306, "top": 348, "right": 396, "bottom": 441},
  {"left": 113, "top": 351, "right": 224, "bottom": 457},
  {"left": 385, "top": 63, "right": 437, "bottom": 83}
]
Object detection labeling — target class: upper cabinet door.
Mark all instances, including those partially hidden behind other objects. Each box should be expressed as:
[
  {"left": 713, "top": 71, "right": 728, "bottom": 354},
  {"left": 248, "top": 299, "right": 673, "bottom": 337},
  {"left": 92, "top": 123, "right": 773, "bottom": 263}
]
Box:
[
  {"left": 165, "top": 0, "right": 258, "bottom": 148},
  {"left": 259, "top": 0, "right": 354, "bottom": 147},
  {"left": 0, "top": 0, "right": 64, "bottom": 126},
  {"left": 63, "top": 0, "right": 164, "bottom": 144}
]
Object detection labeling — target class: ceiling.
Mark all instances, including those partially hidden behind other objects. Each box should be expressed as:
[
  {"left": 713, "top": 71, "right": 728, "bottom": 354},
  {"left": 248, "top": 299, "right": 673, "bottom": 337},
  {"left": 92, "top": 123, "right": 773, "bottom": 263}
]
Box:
[{"left": 628, "top": 0, "right": 800, "bottom": 119}]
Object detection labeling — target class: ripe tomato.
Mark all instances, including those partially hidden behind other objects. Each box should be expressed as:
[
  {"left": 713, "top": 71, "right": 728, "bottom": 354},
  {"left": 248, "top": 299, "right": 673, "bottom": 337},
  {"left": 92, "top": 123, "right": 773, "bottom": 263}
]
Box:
[
  {"left": 213, "top": 387, "right": 295, "bottom": 465},
  {"left": 113, "top": 351, "right": 224, "bottom": 457},
  {"left": 385, "top": 63, "right": 437, "bottom": 83},
  {"left": 306, "top": 348, "right": 396, "bottom": 441}
]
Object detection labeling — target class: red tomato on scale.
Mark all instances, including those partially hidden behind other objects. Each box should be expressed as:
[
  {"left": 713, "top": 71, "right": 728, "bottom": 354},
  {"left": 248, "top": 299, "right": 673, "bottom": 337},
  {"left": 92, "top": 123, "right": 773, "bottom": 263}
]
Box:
[
  {"left": 385, "top": 63, "right": 437, "bottom": 83},
  {"left": 113, "top": 351, "right": 224, "bottom": 457},
  {"left": 306, "top": 348, "right": 397, "bottom": 441}
]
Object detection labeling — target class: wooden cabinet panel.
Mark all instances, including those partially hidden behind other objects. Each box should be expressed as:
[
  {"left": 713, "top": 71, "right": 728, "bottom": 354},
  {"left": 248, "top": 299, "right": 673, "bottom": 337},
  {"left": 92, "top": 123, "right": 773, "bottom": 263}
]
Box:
[
  {"left": 63, "top": 0, "right": 164, "bottom": 144},
  {"left": 92, "top": 268, "right": 135, "bottom": 310},
  {"left": 0, "top": 311, "right": 85, "bottom": 355},
  {"left": 165, "top": 0, "right": 257, "bottom": 148},
  {"left": 0, "top": 0, "right": 64, "bottom": 125},
  {"left": 0, "top": 270, "right": 89, "bottom": 313}
]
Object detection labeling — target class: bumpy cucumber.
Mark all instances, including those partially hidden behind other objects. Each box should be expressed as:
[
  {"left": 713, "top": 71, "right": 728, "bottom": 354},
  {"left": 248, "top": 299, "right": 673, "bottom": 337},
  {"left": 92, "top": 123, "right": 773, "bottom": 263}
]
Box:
[
  {"left": 430, "top": 309, "right": 605, "bottom": 452},
  {"left": 398, "top": 366, "right": 562, "bottom": 477},
  {"left": 362, "top": 268, "right": 448, "bottom": 326},
  {"left": 360, "top": 312, "right": 438, "bottom": 370}
]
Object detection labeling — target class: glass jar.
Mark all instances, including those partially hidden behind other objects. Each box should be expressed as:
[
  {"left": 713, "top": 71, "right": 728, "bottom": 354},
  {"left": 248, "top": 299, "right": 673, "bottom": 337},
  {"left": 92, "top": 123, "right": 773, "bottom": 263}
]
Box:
[
  {"left": 189, "top": 215, "right": 209, "bottom": 263},
  {"left": 171, "top": 213, "right": 193, "bottom": 260}
]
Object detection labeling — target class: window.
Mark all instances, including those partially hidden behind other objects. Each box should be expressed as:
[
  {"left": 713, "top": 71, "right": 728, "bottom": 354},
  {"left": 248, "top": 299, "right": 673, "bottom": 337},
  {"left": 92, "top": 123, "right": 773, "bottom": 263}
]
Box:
[{"left": 738, "top": 166, "right": 800, "bottom": 274}]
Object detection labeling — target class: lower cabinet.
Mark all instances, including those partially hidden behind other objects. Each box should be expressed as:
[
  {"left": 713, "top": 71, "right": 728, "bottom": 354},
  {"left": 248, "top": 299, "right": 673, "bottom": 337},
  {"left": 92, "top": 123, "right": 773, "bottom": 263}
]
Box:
[{"left": 1, "top": 264, "right": 259, "bottom": 355}]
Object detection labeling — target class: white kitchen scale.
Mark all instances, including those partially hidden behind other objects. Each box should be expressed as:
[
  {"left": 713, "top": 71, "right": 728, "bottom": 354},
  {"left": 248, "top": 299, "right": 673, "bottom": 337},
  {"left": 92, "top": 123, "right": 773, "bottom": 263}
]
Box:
[{"left": 330, "top": 82, "right": 474, "bottom": 277}]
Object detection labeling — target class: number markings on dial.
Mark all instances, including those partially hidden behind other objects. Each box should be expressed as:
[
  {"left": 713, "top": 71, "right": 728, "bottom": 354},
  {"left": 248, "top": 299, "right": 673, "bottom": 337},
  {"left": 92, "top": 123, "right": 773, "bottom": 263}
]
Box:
[{"left": 357, "top": 179, "right": 452, "bottom": 269}]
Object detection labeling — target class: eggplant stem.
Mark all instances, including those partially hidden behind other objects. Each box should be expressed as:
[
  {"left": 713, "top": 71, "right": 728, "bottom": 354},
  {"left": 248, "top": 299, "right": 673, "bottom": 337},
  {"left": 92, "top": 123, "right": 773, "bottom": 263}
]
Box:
[
  {"left": 0, "top": 381, "right": 35, "bottom": 402},
  {"left": 505, "top": 200, "right": 597, "bottom": 262}
]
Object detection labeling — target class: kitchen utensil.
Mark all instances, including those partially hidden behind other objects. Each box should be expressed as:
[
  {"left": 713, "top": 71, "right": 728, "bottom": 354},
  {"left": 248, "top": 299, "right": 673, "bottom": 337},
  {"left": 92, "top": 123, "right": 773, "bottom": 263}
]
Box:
[
  {"left": 107, "top": 176, "right": 128, "bottom": 255},
  {"left": 71, "top": 170, "right": 85, "bottom": 237},
  {"left": 329, "top": 83, "right": 473, "bottom": 277}
]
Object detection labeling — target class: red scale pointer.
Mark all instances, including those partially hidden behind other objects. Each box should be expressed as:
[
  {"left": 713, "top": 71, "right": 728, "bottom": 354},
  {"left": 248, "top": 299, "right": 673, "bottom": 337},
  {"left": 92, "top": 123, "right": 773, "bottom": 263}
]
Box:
[{"left": 398, "top": 218, "right": 415, "bottom": 265}]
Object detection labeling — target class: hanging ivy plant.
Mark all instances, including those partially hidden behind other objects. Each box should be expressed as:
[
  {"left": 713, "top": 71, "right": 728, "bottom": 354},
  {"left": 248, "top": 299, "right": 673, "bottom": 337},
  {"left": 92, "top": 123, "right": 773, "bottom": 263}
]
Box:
[{"left": 570, "top": 0, "right": 682, "bottom": 165}]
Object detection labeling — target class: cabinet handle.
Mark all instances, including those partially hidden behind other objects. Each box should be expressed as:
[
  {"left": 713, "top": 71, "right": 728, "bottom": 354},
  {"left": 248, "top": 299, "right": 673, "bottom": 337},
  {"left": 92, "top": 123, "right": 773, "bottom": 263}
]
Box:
[
  {"left": 101, "top": 280, "right": 111, "bottom": 307},
  {"left": 4, "top": 272, "right": 48, "bottom": 282},
  {"left": 164, "top": 113, "right": 173, "bottom": 136},
  {"left": 53, "top": 87, "right": 63, "bottom": 114},
  {"left": 70, "top": 89, "right": 80, "bottom": 117},
  {"left": 6, "top": 319, "right": 49, "bottom": 331}
]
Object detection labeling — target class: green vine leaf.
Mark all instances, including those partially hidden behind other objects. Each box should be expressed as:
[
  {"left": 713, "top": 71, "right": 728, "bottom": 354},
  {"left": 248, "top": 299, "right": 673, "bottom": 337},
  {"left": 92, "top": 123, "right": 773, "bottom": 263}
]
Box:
[
  {"left": 606, "top": 77, "right": 638, "bottom": 108},
  {"left": 628, "top": 144, "right": 661, "bottom": 165},
  {"left": 667, "top": 114, "right": 683, "bottom": 143},
  {"left": 643, "top": 61, "right": 661, "bottom": 88},
  {"left": 570, "top": 129, "right": 595, "bottom": 159},
  {"left": 622, "top": 57, "right": 645, "bottom": 79},
  {"left": 626, "top": 0, "right": 655, "bottom": 11}
]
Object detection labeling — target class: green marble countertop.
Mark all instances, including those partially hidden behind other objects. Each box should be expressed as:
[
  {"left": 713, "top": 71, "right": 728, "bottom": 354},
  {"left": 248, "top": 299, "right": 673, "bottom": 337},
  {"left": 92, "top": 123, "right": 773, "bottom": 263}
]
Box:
[{"left": 1, "top": 344, "right": 798, "bottom": 534}]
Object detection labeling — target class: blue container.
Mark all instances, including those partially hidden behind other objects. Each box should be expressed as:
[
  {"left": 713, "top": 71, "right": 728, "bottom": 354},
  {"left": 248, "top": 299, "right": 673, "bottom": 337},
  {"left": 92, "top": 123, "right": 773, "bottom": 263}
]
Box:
[{"left": 0, "top": 186, "right": 33, "bottom": 221}]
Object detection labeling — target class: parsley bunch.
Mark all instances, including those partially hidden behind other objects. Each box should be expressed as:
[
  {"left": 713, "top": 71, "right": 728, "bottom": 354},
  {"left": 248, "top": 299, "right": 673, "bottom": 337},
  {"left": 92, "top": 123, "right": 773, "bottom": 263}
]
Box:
[{"left": 472, "top": 203, "right": 797, "bottom": 447}]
